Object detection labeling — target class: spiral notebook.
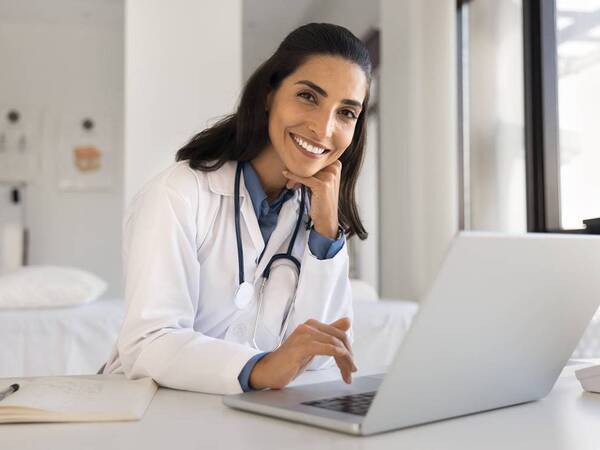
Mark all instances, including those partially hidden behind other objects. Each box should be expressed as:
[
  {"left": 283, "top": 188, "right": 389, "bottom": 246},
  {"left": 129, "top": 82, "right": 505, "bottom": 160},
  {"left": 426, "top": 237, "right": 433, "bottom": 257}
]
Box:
[{"left": 0, "top": 374, "right": 157, "bottom": 424}]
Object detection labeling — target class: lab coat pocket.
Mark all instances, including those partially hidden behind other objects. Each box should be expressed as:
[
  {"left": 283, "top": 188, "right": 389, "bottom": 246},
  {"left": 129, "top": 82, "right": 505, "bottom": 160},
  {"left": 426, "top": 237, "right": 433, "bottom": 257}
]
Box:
[{"left": 224, "top": 297, "right": 259, "bottom": 346}]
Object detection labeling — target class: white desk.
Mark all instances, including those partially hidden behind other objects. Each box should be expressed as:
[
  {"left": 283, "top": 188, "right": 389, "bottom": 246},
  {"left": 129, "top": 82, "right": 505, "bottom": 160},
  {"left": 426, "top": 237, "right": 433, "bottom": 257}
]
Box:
[{"left": 3, "top": 363, "right": 600, "bottom": 449}]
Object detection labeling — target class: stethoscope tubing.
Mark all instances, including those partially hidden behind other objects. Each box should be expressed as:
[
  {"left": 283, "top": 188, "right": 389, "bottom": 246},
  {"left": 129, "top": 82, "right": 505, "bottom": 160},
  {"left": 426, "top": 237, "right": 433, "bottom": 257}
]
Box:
[{"left": 234, "top": 161, "right": 306, "bottom": 283}]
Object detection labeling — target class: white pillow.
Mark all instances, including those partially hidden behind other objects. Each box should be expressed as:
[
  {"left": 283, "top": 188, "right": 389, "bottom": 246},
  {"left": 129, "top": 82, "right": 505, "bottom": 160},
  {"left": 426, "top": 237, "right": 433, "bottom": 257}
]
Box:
[{"left": 0, "top": 265, "right": 107, "bottom": 309}]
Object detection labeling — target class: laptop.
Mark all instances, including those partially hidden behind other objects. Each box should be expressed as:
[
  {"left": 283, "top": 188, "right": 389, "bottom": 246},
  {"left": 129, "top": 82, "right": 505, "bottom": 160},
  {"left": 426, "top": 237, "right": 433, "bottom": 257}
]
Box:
[{"left": 223, "top": 232, "right": 600, "bottom": 435}]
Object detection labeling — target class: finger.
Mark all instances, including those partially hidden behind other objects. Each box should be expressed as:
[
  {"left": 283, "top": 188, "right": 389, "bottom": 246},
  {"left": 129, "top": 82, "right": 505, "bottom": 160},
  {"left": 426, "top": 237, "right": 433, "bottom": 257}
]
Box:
[
  {"left": 329, "top": 317, "right": 351, "bottom": 332},
  {"left": 285, "top": 179, "right": 302, "bottom": 190},
  {"left": 305, "top": 319, "right": 353, "bottom": 357},
  {"left": 282, "top": 170, "right": 321, "bottom": 190},
  {"left": 305, "top": 342, "right": 353, "bottom": 384},
  {"left": 325, "top": 318, "right": 357, "bottom": 372},
  {"left": 313, "top": 171, "right": 337, "bottom": 186},
  {"left": 304, "top": 326, "right": 357, "bottom": 374},
  {"left": 321, "top": 159, "right": 342, "bottom": 174},
  {"left": 292, "top": 323, "right": 356, "bottom": 374}
]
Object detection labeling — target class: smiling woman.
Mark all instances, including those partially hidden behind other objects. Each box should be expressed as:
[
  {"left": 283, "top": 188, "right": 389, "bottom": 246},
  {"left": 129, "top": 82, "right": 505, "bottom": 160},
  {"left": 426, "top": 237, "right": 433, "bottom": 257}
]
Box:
[
  {"left": 177, "top": 23, "right": 372, "bottom": 240},
  {"left": 102, "top": 23, "right": 373, "bottom": 395}
]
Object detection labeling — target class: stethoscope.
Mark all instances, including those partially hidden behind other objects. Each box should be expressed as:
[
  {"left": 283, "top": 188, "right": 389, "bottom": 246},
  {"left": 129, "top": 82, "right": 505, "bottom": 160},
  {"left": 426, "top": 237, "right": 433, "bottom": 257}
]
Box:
[{"left": 233, "top": 161, "right": 307, "bottom": 350}]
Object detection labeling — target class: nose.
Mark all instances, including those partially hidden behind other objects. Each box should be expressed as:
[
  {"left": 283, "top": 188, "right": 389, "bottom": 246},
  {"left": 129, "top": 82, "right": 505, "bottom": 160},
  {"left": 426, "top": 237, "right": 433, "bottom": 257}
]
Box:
[{"left": 307, "top": 108, "right": 335, "bottom": 141}]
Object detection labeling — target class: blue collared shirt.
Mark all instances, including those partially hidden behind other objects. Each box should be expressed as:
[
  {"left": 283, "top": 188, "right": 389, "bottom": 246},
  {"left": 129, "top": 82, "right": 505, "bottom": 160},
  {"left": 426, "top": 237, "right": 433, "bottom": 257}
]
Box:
[{"left": 237, "top": 161, "right": 345, "bottom": 392}]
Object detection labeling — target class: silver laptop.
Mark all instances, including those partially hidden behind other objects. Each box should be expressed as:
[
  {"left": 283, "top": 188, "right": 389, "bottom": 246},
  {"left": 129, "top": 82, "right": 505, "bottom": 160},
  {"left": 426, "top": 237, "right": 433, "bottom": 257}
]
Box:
[{"left": 223, "top": 232, "right": 600, "bottom": 435}]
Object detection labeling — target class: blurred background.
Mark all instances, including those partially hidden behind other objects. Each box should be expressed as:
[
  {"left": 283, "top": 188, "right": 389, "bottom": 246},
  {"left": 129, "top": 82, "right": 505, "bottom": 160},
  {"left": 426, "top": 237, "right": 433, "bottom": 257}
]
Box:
[{"left": 0, "top": 0, "right": 599, "bottom": 376}]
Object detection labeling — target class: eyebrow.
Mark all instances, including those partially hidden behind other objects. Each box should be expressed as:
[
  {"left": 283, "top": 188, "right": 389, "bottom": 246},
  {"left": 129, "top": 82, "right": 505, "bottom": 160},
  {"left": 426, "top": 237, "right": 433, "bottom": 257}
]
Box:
[{"left": 294, "top": 80, "right": 363, "bottom": 109}]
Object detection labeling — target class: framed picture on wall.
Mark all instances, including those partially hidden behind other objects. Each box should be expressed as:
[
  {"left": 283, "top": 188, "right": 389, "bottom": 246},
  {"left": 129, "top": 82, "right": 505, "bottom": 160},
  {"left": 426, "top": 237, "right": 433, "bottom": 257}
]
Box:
[{"left": 57, "top": 112, "right": 115, "bottom": 192}]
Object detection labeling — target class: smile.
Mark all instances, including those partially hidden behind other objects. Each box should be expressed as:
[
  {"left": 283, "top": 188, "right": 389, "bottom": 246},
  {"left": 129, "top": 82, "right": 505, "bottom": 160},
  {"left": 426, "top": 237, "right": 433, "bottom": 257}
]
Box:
[{"left": 290, "top": 133, "right": 331, "bottom": 157}]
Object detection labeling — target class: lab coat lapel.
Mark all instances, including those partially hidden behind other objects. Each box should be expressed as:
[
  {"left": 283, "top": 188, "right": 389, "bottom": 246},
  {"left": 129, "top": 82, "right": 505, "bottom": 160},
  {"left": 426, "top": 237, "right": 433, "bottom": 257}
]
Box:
[
  {"left": 239, "top": 184, "right": 265, "bottom": 259},
  {"left": 206, "top": 161, "right": 265, "bottom": 260}
]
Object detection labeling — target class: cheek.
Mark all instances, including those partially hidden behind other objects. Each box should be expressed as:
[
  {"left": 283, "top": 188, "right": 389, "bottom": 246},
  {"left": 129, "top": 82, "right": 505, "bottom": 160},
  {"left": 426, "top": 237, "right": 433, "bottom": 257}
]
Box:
[
  {"left": 268, "top": 104, "right": 301, "bottom": 141},
  {"left": 333, "top": 127, "right": 355, "bottom": 154}
]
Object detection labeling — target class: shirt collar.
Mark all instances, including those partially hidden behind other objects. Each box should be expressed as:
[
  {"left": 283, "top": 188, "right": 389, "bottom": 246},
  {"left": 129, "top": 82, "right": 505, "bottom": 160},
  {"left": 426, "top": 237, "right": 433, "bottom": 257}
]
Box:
[{"left": 242, "top": 161, "right": 295, "bottom": 219}]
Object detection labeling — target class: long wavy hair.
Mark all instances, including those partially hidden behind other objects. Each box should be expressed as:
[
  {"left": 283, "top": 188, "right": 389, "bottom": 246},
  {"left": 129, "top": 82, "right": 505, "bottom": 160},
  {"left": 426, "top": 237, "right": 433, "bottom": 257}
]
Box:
[{"left": 176, "top": 23, "right": 372, "bottom": 240}]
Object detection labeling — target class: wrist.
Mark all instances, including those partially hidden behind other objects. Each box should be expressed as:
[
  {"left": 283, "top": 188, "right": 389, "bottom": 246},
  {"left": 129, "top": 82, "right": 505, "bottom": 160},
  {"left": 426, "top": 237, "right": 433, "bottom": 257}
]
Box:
[
  {"left": 249, "top": 353, "right": 272, "bottom": 390},
  {"left": 248, "top": 350, "right": 294, "bottom": 391},
  {"left": 313, "top": 222, "right": 339, "bottom": 240}
]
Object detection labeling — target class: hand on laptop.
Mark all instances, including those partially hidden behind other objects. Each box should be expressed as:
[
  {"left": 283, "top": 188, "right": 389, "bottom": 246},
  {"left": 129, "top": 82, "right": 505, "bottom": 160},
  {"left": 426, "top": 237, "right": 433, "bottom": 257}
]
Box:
[{"left": 249, "top": 317, "right": 357, "bottom": 390}]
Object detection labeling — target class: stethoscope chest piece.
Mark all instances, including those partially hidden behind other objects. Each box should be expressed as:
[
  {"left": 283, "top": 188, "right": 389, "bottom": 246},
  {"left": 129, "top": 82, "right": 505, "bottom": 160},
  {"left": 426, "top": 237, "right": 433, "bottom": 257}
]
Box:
[{"left": 234, "top": 281, "right": 254, "bottom": 310}]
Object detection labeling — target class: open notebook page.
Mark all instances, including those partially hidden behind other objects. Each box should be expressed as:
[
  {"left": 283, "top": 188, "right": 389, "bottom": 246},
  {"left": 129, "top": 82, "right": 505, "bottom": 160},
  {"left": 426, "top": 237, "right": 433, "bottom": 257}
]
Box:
[{"left": 0, "top": 375, "right": 157, "bottom": 420}]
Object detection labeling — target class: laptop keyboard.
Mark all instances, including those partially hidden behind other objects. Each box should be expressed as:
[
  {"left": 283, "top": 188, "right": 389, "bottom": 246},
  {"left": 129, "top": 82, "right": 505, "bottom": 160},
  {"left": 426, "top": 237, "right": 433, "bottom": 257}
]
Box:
[{"left": 301, "top": 391, "right": 377, "bottom": 416}]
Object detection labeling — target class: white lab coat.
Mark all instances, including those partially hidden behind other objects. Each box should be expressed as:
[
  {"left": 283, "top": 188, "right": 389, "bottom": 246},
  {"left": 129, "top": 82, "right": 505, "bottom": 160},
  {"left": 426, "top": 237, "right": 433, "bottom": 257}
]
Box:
[{"left": 103, "top": 160, "right": 353, "bottom": 395}]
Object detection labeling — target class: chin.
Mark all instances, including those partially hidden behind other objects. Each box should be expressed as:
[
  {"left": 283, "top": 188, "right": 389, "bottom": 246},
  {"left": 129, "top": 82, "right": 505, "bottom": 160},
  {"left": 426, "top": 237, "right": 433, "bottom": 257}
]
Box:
[{"left": 287, "top": 162, "right": 322, "bottom": 178}]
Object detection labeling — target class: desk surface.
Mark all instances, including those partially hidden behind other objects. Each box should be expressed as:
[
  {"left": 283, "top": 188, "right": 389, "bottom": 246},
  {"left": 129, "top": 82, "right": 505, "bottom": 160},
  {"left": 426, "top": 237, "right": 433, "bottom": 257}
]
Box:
[{"left": 3, "top": 363, "right": 600, "bottom": 449}]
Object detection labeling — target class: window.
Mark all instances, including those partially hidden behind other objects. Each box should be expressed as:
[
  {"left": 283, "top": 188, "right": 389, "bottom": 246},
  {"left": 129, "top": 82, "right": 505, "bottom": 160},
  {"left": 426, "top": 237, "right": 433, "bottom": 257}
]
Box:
[
  {"left": 459, "top": 0, "right": 600, "bottom": 233},
  {"left": 556, "top": 0, "right": 600, "bottom": 229}
]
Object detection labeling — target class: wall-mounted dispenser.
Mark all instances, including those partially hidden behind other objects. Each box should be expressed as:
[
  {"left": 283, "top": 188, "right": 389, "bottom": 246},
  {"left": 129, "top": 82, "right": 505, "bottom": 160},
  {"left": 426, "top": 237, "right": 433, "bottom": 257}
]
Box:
[
  {"left": 0, "top": 107, "right": 40, "bottom": 184},
  {"left": 0, "top": 183, "right": 27, "bottom": 274}
]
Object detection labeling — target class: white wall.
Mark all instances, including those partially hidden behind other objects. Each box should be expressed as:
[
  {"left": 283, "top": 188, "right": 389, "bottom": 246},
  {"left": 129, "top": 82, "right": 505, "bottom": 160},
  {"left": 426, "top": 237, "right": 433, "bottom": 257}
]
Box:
[
  {"left": 242, "top": 0, "right": 318, "bottom": 80},
  {"left": 125, "top": 0, "right": 243, "bottom": 203},
  {"left": 0, "top": 1, "right": 124, "bottom": 296},
  {"left": 467, "top": 0, "right": 527, "bottom": 232},
  {"left": 242, "top": 0, "right": 378, "bottom": 87},
  {"left": 379, "top": 0, "right": 458, "bottom": 301},
  {"left": 353, "top": 110, "right": 380, "bottom": 291}
]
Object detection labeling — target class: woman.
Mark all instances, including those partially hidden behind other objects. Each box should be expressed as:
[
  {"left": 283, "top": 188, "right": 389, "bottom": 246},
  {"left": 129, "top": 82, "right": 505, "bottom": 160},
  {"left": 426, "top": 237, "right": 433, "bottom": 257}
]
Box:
[{"left": 103, "top": 23, "right": 372, "bottom": 395}]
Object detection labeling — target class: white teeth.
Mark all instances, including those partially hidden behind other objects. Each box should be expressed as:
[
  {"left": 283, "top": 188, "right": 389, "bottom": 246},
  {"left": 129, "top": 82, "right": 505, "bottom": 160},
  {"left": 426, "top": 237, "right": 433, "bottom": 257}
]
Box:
[{"left": 292, "top": 134, "right": 325, "bottom": 155}]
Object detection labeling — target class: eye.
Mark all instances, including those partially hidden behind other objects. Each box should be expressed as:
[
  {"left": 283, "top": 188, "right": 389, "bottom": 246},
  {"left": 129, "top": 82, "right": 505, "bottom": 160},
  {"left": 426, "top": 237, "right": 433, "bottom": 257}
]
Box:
[
  {"left": 297, "top": 91, "right": 317, "bottom": 103},
  {"left": 339, "top": 109, "right": 358, "bottom": 120}
]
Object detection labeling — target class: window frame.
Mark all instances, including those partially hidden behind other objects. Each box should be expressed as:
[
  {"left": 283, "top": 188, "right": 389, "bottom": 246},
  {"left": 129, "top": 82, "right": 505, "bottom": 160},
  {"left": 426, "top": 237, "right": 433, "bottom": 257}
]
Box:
[{"left": 523, "top": 0, "right": 565, "bottom": 233}]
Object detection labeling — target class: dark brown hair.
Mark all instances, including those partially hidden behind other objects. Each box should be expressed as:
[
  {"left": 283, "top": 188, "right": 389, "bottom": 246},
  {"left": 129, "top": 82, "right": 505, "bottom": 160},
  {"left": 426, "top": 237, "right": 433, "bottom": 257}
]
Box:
[{"left": 176, "top": 23, "right": 372, "bottom": 240}]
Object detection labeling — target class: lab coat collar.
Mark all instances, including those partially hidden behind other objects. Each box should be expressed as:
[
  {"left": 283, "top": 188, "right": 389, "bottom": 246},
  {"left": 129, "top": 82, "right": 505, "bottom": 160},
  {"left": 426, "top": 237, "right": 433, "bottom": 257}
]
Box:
[
  {"left": 206, "top": 160, "right": 242, "bottom": 197},
  {"left": 205, "top": 160, "right": 305, "bottom": 214}
]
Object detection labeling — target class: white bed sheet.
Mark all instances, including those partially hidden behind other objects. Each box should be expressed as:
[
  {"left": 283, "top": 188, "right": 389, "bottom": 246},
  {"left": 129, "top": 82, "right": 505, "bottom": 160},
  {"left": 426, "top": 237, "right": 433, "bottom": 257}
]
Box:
[
  {"left": 0, "top": 296, "right": 419, "bottom": 379},
  {"left": 358, "top": 300, "right": 600, "bottom": 363},
  {"left": 352, "top": 299, "right": 419, "bottom": 370},
  {"left": 0, "top": 297, "right": 124, "bottom": 377},
  {"left": 3, "top": 293, "right": 596, "bottom": 380}
]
